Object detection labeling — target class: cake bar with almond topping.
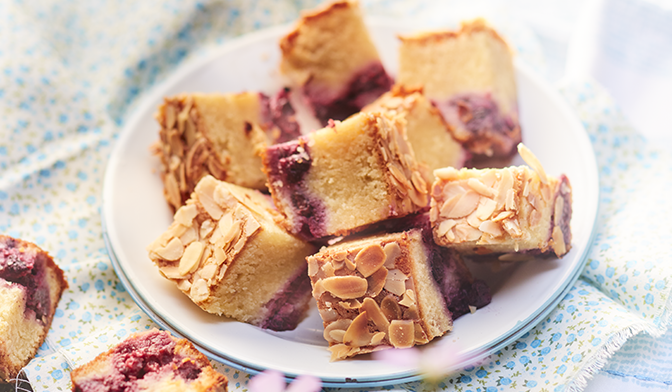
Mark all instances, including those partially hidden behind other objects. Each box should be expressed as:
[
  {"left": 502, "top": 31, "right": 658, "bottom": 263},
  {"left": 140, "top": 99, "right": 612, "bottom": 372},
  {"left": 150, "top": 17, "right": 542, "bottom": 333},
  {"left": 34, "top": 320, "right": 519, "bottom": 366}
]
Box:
[
  {"left": 279, "top": 0, "right": 393, "bottom": 125},
  {"left": 307, "top": 214, "right": 490, "bottom": 361},
  {"left": 147, "top": 176, "right": 316, "bottom": 331},
  {"left": 430, "top": 144, "right": 572, "bottom": 259},
  {"left": 363, "top": 86, "right": 469, "bottom": 177},
  {"left": 262, "top": 112, "right": 429, "bottom": 242},
  {"left": 70, "top": 329, "right": 228, "bottom": 392},
  {"left": 0, "top": 235, "right": 67, "bottom": 383},
  {"left": 154, "top": 90, "right": 300, "bottom": 212},
  {"left": 397, "top": 19, "right": 521, "bottom": 159}
]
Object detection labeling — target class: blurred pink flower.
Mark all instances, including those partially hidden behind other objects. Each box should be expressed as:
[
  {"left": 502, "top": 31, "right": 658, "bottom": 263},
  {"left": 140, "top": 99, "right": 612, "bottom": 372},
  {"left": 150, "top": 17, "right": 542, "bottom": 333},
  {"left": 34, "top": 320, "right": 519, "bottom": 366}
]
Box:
[{"left": 248, "top": 370, "right": 322, "bottom": 392}]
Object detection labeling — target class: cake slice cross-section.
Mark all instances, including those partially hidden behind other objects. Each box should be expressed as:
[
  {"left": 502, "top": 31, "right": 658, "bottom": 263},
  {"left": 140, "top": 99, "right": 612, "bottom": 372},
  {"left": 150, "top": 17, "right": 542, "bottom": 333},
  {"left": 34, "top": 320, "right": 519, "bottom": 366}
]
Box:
[
  {"left": 279, "top": 0, "right": 393, "bottom": 125},
  {"left": 262, "top": 112, "right": 429, "bottom": 242},
  {"left": 397, "top": 19, "right": 521, "bottom": 159},
  {"left": 429, "top": 144, "right": 572, "bottom": 259},
  {"left": 307, "top": 214, "right": 490, "bottom": 361},
  {"left": 70, "top": 329, "right": 228, "bottom": 392},
  {"left": 147, "top": 176, "right": 317, "bottom": 331},
  {"left": 0, "top": 235, "right": 67, "bottom": 383},
  {"left": 154, "top": 91, "right": 301, "bottom": 212}
]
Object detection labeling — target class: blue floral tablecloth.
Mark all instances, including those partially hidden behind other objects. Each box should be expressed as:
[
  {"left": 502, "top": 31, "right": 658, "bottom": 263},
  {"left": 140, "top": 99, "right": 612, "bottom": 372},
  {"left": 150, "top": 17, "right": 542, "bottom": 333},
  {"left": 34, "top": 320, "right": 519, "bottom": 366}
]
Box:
[{"left": 1, "top": 1, "right": 670, "bottom": 391}]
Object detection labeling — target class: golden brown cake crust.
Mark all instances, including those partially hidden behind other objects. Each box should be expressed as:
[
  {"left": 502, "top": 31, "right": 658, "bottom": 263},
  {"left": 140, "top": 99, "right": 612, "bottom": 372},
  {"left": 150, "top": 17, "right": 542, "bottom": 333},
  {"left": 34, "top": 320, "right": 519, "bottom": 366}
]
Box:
[
  {"left": 398, "top": 18, "right": 511, "bottom": 53},
  {"left": 0, "top": 236, "right": 67, "bottom": 383}
]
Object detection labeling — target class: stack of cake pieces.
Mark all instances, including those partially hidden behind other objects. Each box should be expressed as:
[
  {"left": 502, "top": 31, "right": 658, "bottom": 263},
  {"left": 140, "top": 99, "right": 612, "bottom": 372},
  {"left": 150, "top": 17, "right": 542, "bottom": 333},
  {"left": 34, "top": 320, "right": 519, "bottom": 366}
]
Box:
[{"left": 146, "top": 0, "right": 573, "bottom": 362}]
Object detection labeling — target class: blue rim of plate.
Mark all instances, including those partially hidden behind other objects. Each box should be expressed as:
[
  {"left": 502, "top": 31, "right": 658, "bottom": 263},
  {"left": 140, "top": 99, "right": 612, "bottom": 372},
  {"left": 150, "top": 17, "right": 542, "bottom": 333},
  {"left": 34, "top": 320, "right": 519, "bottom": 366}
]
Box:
[{"left": 101, "top": 19, "right": 600, "bottom": 388}]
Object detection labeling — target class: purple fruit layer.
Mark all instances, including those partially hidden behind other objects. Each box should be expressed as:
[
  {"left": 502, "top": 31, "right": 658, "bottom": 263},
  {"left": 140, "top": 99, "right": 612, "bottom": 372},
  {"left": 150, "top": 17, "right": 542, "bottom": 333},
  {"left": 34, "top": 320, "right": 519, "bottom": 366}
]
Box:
[
  {"left": 258, "top": 265, "right": 313, "bottom": 331},
  {"left": 303, "top": 61, "right": 393, "bottom": 126},
  {"left": 0, "top": 237, "right": 52, "bottom": 322},
  {"left": 553, "top": 175, "right": 572, "bottom": 249},
  {"left": 73, "top": 331, "right": 201, "bottom": 392},
  {"left": 260, "top": 89, "right": 302, "bottom": 144},
  {"left": 433, "top": 92, "right": 520, "bottom": 157},
  {"left": 264, "top": 138, "right": 327, "bottom": 241}
]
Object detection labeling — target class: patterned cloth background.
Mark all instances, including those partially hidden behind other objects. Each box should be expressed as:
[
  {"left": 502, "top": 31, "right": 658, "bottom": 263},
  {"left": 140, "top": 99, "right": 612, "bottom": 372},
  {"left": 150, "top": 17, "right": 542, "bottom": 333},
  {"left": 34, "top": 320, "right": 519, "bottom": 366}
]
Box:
[{"left": 0, "top": 1, "right": 670, "bottom": 391}]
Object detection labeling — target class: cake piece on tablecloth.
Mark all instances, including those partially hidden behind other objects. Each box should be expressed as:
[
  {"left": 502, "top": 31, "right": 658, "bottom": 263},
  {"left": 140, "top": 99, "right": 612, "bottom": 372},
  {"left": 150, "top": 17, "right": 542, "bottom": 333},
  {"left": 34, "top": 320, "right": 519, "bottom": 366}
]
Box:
[
  {"left": 0, "top": 235, "right": 67, "bottom": 383},
  {"left": 147, "top": 176, "right": 317, "bottom": 331},
  {"left": 70, "top": 329, "right": 228, "bottom": 392},
  {"left": 262, "top": 112, "right": 429, "bottom": 242},
  {"left": 430, "top": 144, "right": 572, "bottom": 259},
  {"left": 279, "top": 0, "right": 393, "bottom": 125},
  {"left": 307, "top": 214, "right": 491, "bottom": 361},
  {"left": 398, "top": 19, "right": 521, "bottom": 159},
  {"left": 154, "top": 90, "right": 301, "bottom": 212}
]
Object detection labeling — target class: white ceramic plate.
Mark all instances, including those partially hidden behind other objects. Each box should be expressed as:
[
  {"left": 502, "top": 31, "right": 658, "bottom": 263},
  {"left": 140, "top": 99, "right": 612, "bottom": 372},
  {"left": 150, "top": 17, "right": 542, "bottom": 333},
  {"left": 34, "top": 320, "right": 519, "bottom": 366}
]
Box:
[{"left": 102, "top": 20, "right": 599, "bottom": 387}]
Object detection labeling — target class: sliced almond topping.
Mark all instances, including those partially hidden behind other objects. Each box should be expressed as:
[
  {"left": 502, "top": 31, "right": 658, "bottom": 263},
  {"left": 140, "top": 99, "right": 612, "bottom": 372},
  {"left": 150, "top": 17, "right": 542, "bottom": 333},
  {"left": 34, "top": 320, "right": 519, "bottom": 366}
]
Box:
[
  {"left": 429, "top": 204, "right": 439, "bottom": 222},
  {"left": 551, "top": 226, "right": 567, "bottom": 256},
  {"left": 179, "top": 227, "right": 198, "bottom": 246},
  {"left": 371, "top": 332, "right": 386, "bottom": 345},
  {"left": 366, "top": 267, "right": 388, "bottom": 297},
  {"left": 339, "top": 299, "right": 362, "bottom": 310},
  {"left": 199, "top": 262, "right": 218, "bottom": 281},
  {"left": 505, "top": 188, "right": 517, "bottom": 211},
  {"left": 319, "top": 307, "right": 339, "bottom": 323},
  {"left": 411, "top": 171, "right": 428, "bottom": 194},
  {"left": 495, "top": 169, "right": 514, "bottom": 209},
  {"left": 518, "top": 143, "right": 548, "bottom": 185},
  {"left": 159, "top": 265, "right": 182, "bottom": 280},
  {"left": 502, "top": 219, "right": 523, "bottom": 238},
  {"left": 389, "top": 320, "right": 414, "bottom": 348},
  {"left": 213, "top": 243, "right": 227, "bottom": 265},
  {"left": 479, "top": 220, "right": 504, "bottom": 237},
  {"left": 362, "top": 298, "right": 390, "bottom": 332},
  {"left": 179, "top": 241, "right": 205, "bottom": 276},
  {"left": 243, "top": 216, "right": 261, "bottom": 237},
  {"left": 467, "top": 178, "right": 496, "bottom": 198},
  {"left": 553, "top": 195, "right": 565, "bottom": 226},
  {"left": 403, "top": 304, "right": 419, "bottom": 319},
  {"left": 343, "top": 312, "right": 373, "bottom": 347},
  {"left": 321, "top": 276, "right": 368, "bottom": 299},
  {"left": 384, "top": 269, "right": 408, "bottom": 296},
  {"left": 467, "top": 211, "right": 483, "bottom": 229},
  {"left": 174, "top": 204, "right": 198, "bottom": 226},
  {"left": 164, "top": 103, "right": 177, "bottom": 130},
  {"left": 381, "top": 295, "right": 402, "bottom": 320},
  {"left": 312, "top": 280, "right": 326, "bottom": 299},
  {"left": 442, "top": 183, "right": 467, "bottom": 200},
  {"left": 527, "top": 193, "right": 539, "bottom": 210},
  {"left": 454, "top": 224, "right": 482, "bottom": 242},
  {"left": 155, "top": 237, "right": 184, "bottom": 261},
  {"left": 444, "top": 190, "right": 480, "bottom": 218},
  {"left": 189, "top": 278, "right": 209, "bottom": 302},
  {"left": 176, "top": 279, "right": 191, "bottom": 292},
  {"left": 389, "top": 162, "right": 411, "bottom": 190},
  {"left": 440, "top": 193, "right": 461, "bottom": 218},
  {"left": 200, "top": 219, "right": 215, "bottom": 239},
  {"left": 399, "top": 289, "right": 416, "bottom": 307},
  {"left": 434, "top": 167, "right": 459, "bottom": 180},
  {"left": 437, "top": 219, "right": 457, "bottom": 238},
  {"left": 165, "top": 172, "right": 182, "bottom": 210},
  {"left": 492, "top": 210, "right": 514, "bottom": 222},
  {"left": 383, "top": 242, "right": 401, "bottom": 269},
  {"left": 414, "top": 323, "right": 429, "bottom": 344},
  {"left": 322, "top": 262, "right": 336, "bottom": 278},
  {"left": 195, "top": 176, "right": 224, "bottom": 220},
  {"left": 328, "top": 344, "right": 350, "bottom": 362},
  {"left": 333, "top": 250, "right": 348, "bottom": 261},
  {"left": 344, "top": 256, "right": 356, "bottom": 271},
  {"left": 355, "top": 244, "right": 386, "bottom": 278},
  {"left": 307, "top": 257, "right": 319, "bottom": 277}
]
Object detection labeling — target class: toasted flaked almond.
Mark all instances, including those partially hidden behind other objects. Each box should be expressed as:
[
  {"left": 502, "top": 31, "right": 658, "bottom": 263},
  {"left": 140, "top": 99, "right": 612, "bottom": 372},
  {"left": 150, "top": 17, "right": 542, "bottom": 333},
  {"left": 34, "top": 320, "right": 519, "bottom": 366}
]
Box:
[
  {"left": 159, "top": 265, "right": 182, "bottom": 280},
  {"left": 323, "top": 319, "right": 352, "bottom": 343},
  {"left": 467, "top": 210, "right": 482, "bottom": 229},
  {"left": 339, "top": 299, "right": 362, "bottom": 310},
  {"left": 492, "top": 210, "right": 514, "bottom": 222},
  {"left": 389, "top": 320, "right": 414, "bottom": 348},
  {"left": 454, "top": 224, "right": 482, "bottom": 242},
  {"left": 362, "top": 298, "right": 390, "bottom": 332},
  {"left": 328, "top": 344, "right": 350, "bottom": 362},
  {"left": 179, "top": 241, "right": 205, "bottom": 275},
  {"left": 321, "top": 276, "right": 368, "bottom": 299},
  {"left": 174, "top": 204, "right": 198, "bottom": 226},
  {"left": 441, "top": 183, "right": 467, "bottom": 200},
  {"left": 328, "top": 329, "right": 346, "bottom": 343},
  {"left": 429, "top": 204, "right": 439, "bottom": 222},
  {"left": 434, "top": 167, "right": 459, "bottom": 180},
  {"left": 307, "top": 257, "right": 319, "bottom": 277},
  {"left": 502, "top": 219, "right": 523, "bottom": 237},
  {"left": 322, "top": 262, "right": 336, "bottom": 278},
  {"left": 371, "top": 332, "right": 386, "bottom": 345},
  {"left": 366, "top": 267, "right": 388, "bottom": 297},
  {"left": 399, "top": 289, "right": 416, "bottom": 307},
  {"left": 167, "top": 129, "right": 183, "bottom": 158},
  {"left": 179, "top": 227, "right": 198, "bottom": 246},
  {"left": 383, "top": 242, "right": 401, "bottom": 269},
  {"left": 403, "top": 304, "right": 419, "bottom": 319},
  {"left": 479, "top": 220, "right": 504, "bottom": 237},
  {"left": 164, "top": 103, "right": 177, "bottom": 130},
  {"left": 243, "top": 216, "right": 261, "bottom": 237},
  {"left": 343, "top": 311, "right": 374, "bottom": 346},
  {"left": 333, "top": 250, "right": 348, "bottom": 262},
  {"left": 440, "top": 193, "right": 460, "bottom": 218},
  {"left": 319, "top": 307, "right": 339, "bottom": 323},
  {"left": 155, "top": 237, "right": 184, "bottom": 261},
  {"left": 541, "top": 184, "right": 551, "bottom": 202},
  {"left": 232, "top": 235, "right": 246, "bottom": 254},
  {"left": 312, "top": 280, "right": 326, "bottom": 299},
  {"left": 344, "top": 256, "right": 356, "bottom": 271},
  {"left": 381, "top": 295, "right": 402, "bottom": 321},
  {"left": 414, "top": 323, "right": 429, "bottom": 344},
  {"left": 408, "top": 183, "right": 429, "bottom": 208},
  {"left": 467, "top": 178, "right": 496, "bottom": 198},
  {"left": 165, "top": 172, "right": 182, "bottom": 210},
  {"left": 527, "top": 193, "right": 539, "bottom": 210},
  {"left": 384, "top": 270, "right": 407, "bottom": 296},
  {"left": 388, "top": 162, "right": 411, "bottom": 191},
  {"left": 523, "top": 178, "right": 531, "bottom": 197},
  {"left": 505, "top": 188, "right": 516, "bottom": 211},
  {"left": 199, "top": 262, "right": 218, "bottom": 281},
  {"left": 411, "top": 171, "right": 428, "bottom": 194},
  {"left": 176, "top": 279, "right": 192, "bottom": 292},
  {"left": 437, "top": 219, "right": 457, "bottom": 238},
  {"left": 355, "top": 244, "right": 386, "bottom": 278},
  {"left": 190, "top": 278, "right": 209, "bottom": 302},
  {"left": 551, "top": 226, "right": 567, "bottom": 256},
  {"left": 495, "top": 169, "right": 514, "bottom": 208},
  {"left": 195, "top": 176, "right": 224, "bottom": 219},
  {"left": 553, "top": 195, "right": 565, "bottom": 226},
  {"left": 445, "top": 190, "right": 480, "bottom": 219},
  {"left": 518, "top": 144, "right": 548, "bottom": 184},
  {"left": 199, "top": 219, "right": 214, "bottom": 239}
]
